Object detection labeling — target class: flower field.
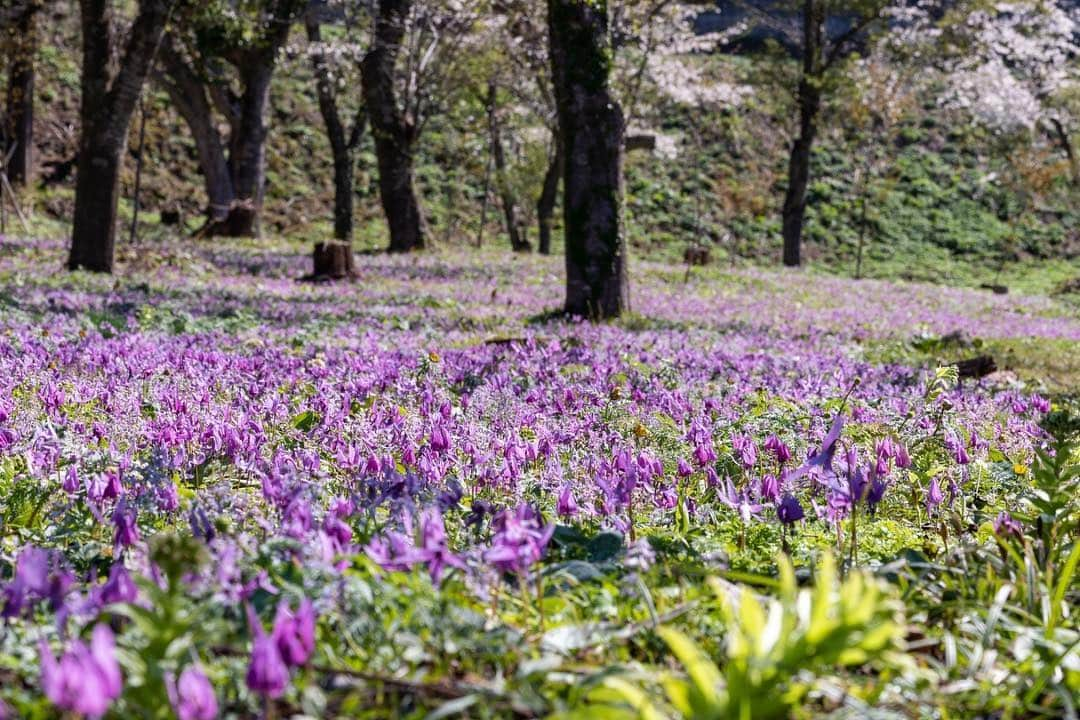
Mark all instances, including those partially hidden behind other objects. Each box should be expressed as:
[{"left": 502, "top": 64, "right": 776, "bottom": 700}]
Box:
[{"left": 0, "top": 235, "right": 1077, "bottom": 719}]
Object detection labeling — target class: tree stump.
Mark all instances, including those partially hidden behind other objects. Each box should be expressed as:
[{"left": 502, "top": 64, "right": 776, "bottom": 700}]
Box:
[
  {"left": 954, "top": 355, "right": 997, "bottom": 380},
  {"left": 159, "top": 207, "right": 182, "bottom": 226},
  {"left": 684, "top": 245, "right": 711, "bottom": 266},
  {"left": 309, "top": 240, "right": 357, "bottom": 281}
]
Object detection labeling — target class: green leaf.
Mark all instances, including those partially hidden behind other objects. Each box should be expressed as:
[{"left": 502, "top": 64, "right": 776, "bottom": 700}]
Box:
[
  {"left": 657, "top": 626, "right": 724, "bottom": 715},
  {"left": 291, "top": 409, "right": 320, "bottom": 432},
  {"left": 587, "top": 532, "right": 624, "bottom": 563},
  {"left": 602, "top": 677, "right": 666, "bottom": 720}
]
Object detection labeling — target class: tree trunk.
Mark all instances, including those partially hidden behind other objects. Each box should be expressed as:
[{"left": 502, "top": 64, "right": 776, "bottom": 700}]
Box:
[
  {"left": 158, "top": 0, "right": 302, "bottom": 238},
  {"left": 307, "top": 16, "right": 360, "bottom": 242},
  {"left": 549, "top": 0, "right": 627, "bottom": 318},
  {"left": 69, "top": 0, "right": 173, "bottom": 273},
  {"left": 487, "top": 80, "right": 529, "bottom": 252},
  {"left": 157, "top": 38, "right": 235, "bottom": 224},
  {"left": 361, "top": 0, "right": 427, "bottom": 252},
  {"left": 227, "top": 62, "right": 273, "bottom": 238},
  {"left": 1050, "top": 118, "right": 1080, "bottom": 187},
  {"left": 781, "top": 0, "right": 824, "bottom": 268},
  {"left": 3, "top": 0, "right": 39, "bottom": 186},
  {"left": 536, "top": 136, "right": 562, "bottom": 256}
]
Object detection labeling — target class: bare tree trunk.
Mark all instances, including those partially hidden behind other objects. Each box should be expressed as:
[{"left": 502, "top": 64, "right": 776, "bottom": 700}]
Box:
[
  {"left": 69, "top": 0, "right": 173, "bottom": 273},
  {"left": 536, "top": 136, "right": 562, "bottom": 256},
  {"left": 157, "top": 0, "right": 302, "bottom": 238},
  {"left": 4, "top": 0, "right": 39, "bottom": 186},
  {"left": 307, "top": 16, "right": 364, "bottom": 242},
  {"left": 781, "top": 0, "right": 823, "bottom": 268},
  {"left": 549, "top": 0, "right": 626, "bottom": 318},
  {"left": 487, "top": 80, "right": 529, "bottom": 252},
  {"left": 157, "top": 37, "right": 235, "bottom": 225},
  {"left": 227, "top": 62, "right": 273, "bottom": 238},
  {"left": 361, "top": 0, "right": 427, "bottom": 252},
  {"left": 1050, "top": 118, "right": 1080, "bottom": 187}
]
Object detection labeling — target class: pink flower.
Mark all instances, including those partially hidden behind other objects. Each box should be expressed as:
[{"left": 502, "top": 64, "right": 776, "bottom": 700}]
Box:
[{"left": 40, "top": 624, "right": 123, "bottom": 718}]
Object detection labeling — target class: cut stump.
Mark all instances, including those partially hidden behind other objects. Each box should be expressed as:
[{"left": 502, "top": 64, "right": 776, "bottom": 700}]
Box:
[
  {"left": 305, "top": 241, "right": 357, "bottom": 281},
  {"left": 954, "top": 355, "right": 997, "bottom": 380}
]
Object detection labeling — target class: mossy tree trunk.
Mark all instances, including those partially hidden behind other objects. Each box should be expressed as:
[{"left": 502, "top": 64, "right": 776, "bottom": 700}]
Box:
[{"left": 548, "top": 0, "right": 627, "bottom": 318}]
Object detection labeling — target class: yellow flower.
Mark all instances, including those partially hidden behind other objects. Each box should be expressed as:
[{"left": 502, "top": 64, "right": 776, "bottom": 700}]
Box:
[{"left": 1013, "top": 463, "right": 1028, "bottom": 476}]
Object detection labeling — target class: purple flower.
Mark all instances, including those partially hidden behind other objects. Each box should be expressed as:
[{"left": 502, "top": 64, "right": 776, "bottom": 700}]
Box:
[
  {"left": 417, "top": 508, "right": 465, "bottom": 584},
  {"left": 717, "top": 476, "right": 763, "bottom": 523},
  {"left": 776, "top": 495, "right": 804, "bottom": 524},
  {"left": 866, "top": 477, "right": 888, "bottom": 511},
  {"left": 246, "top": 605, "right": 289, "bottom": 699},
  {"left": 40, "top": 624, "right": 123, "bottom": 718},
  {"left": 693, "top": 442, "right": 716, "bottom": 467},
  {"left": 732, "top": 434, "right": 758, "bottom": 469},
  {"left": 98, "top": 563, "right": 138, "bottom": 605},
  {"left": 430, "top": 424, "right": 451, "bottom": 453},
  {"left": 946, "top": 433, "right": 970, "bottom": 465},
  {"left": 112, "top": 503, "right": 140, "bottom": 550},
  {"left": 758, "top": 474, "right": 780, "bottom": 503},
  {"left": 926, "top": 478, "right": 944, "bottom": 513},
  {"left": 365, "top": 529, "right": 424, "bottom": 573},
  {"left": 786, "top": 413, "right": 845, "bottom": 482},
  {"left": 167, "top": 665, "right": 218, "bottom": 720},
  {"left": 556, "top": 484, "right": 578, "bottom": 517},
  {"left": 764, "top": 435, "right": 791, "bottom": 464},
  {"left": 62, "top": 465, "right": 80, "bottom": 494},
  {"left": 3, "top": 546, "right": 50, "bottom": 618},
  {"left": 484, "top": 504, "right": 554, "bottom": 574},
  {"left": 272, "top": 598, "right": 316, "bottom": 667},
  {"left": 993, "top": 510, "right": 1022, "bottom": 538}
]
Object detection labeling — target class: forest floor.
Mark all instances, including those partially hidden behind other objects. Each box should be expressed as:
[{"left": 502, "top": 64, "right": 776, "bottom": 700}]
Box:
[{"left": 0, "top": 232, "right": 1076, "bottom": 718}]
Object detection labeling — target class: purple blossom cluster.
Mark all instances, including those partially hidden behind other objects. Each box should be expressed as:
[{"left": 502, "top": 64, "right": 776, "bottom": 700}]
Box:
[{"left": 0, "top": 236, "right": 1067, "bottom": 713}]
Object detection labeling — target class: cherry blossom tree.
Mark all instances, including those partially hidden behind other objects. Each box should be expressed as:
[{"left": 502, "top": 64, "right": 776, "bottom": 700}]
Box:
[{"left": 942, "top": 0, "right": 1080, "bottom": 184}]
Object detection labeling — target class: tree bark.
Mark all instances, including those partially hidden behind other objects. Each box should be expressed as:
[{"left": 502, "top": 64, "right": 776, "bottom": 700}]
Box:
[
  {"left": 1050, "top": 117, "right": 1080, "bottom": 187},
  {"left": 487, "top": 80, "right": 529, "bottom": 252},
  {"left": 157, "top": 0, "right": 303, "bottom": 238},
  {"left": 361, "top": 0, "right": 427, "bottom": 252},
  {"left": 69, "top": 0, "right": 173, "bottom": 273},
  {"left": 307, "top": 16, "right": 363, "bottom": 242},
  {"left": 157, "top": 37, "right": 235, "bottom": 223},
  {"left": 3, "top": 0, "right": 39, "bottom": 186},
  {"left": 536, "top": 135, "right": 562, "bottom": 256},
  {"left": 781, "top": 0, "right": 824, "bottom": 268},
  {"left": 549, "top": 0, "right": 626, "bottom": 318}
]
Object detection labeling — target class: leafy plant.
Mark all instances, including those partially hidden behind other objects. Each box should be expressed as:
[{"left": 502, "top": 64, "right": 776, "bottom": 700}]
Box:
[{"left": 565, "top": 553, "right": 909, "bottom": 720}]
